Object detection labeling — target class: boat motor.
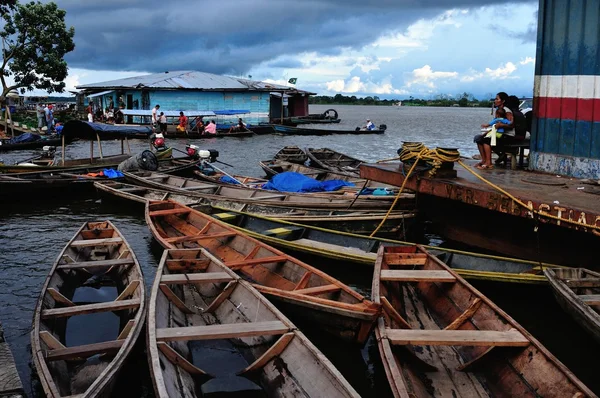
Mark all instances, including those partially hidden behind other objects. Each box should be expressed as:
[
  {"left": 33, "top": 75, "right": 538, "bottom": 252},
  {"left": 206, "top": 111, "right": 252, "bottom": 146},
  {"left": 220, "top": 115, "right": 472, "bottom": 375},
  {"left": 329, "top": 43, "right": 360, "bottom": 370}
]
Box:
[
  {"left": 41, "top": 146, "right": 56, "bottom": 159},
  {"left": 185, "top": 144, "right": 219, "bottom": 162}
]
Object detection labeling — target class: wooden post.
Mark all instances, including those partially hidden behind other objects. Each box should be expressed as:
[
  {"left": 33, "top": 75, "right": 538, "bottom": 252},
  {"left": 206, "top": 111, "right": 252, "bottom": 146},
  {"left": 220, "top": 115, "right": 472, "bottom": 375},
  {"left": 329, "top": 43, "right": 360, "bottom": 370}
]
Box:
[
  {"left": 62, "top": 134, "right": 66, "bottom": 166},
  {"left": 96, "top": 132, "right": 103, "bottom": 159},
  {"left": 121, "top": 137, "right": 124, "bottom": 154},
  {"left": 280, "top": 91, "right": 284, "bottom": 123},
  {"left": 6, "top": 106, "right": 14, "bottom": 137}
]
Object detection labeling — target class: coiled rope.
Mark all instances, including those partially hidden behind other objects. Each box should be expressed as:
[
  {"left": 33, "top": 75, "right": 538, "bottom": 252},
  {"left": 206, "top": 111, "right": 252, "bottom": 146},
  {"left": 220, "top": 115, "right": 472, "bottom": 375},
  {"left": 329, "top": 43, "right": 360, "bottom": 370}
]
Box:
[
  {"left": 371, "top": 141, "right": 600, "bottom": 235},
  {"left": 370, "top": 143, "right": 460, "bottom": 237}
]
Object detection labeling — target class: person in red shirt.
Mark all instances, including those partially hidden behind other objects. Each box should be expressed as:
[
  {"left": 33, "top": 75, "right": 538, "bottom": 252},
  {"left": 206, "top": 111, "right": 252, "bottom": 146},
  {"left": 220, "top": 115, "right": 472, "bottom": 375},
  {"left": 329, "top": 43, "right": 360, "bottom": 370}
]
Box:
[{"left": 176, "top": 111, "right": 188, "bottom": 133}]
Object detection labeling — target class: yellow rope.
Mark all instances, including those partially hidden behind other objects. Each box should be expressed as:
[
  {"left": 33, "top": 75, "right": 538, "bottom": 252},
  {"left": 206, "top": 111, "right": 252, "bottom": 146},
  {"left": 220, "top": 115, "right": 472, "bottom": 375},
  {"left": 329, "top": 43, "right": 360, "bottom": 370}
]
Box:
[
  {"left": 371, "top": 142, "right": 599, "bottom": 236},
  {"left": 457, "top": 160, "right": 600, "bottom": 232}
]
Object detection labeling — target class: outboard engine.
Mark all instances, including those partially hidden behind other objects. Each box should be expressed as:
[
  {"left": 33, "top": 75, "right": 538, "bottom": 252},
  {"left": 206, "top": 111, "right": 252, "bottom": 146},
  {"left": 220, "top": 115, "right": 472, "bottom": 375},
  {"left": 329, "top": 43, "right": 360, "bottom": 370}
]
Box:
[
  {"left": 40, "top": 146, "right": 57, "bottom": 159},
  {"left": 185, "top": 144, "right": 219, "bottom": 162},
  {"left": 378, "top": 124, "right": 387, "bottom": 131}
]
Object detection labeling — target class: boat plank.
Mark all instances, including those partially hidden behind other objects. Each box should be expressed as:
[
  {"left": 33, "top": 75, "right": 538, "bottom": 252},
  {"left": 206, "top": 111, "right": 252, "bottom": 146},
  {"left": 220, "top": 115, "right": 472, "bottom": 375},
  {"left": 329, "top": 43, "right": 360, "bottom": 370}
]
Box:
[
  {"left": 380, "top": 270, "right": 456, "bottom": 282},
  {"left": 293, "top": 284, "right": 341, "bottom": 295},
  {"left": 238, "top": 333, "right": 295, "bottom": 375},
  {"left": 387, "top": 329, "right": 530, "bottom": 347},
  {"left": 160, "top": 272, "right": 234, "bottom": 285},
  {"left": 57, "top": 258, "right": 134, "bottom": 270},
  {"left": 41, "top": 298, "right": 140, "bottom": 318},
  {"left": 156, "top": 321, "right": 289, "bottom": 342},
  {"left": 70, "top": 237, "right": 123, "bottom": 247},
  {"left": 579, "top": 295, "right": 600, "bottom": 305},
  {"left": 46, "top": 340, "right": 124, "bottom": 361}
]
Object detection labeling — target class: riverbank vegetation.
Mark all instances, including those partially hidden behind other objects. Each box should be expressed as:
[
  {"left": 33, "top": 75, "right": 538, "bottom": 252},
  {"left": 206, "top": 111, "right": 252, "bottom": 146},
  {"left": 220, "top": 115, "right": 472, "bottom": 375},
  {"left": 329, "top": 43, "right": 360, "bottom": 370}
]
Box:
[{"left": 309, "top": 92, "right": 493, "bottom": 108}]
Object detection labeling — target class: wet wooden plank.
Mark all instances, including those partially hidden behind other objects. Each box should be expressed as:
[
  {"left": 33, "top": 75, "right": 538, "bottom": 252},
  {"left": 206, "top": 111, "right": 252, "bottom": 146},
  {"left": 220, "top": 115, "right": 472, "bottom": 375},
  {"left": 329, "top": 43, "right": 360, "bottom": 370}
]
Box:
[
  {"left": 0, "top": 323, "right": 24, "bottom": 397},
  {"left": 380, "top": 270, "right": 456, "bottom": 282},
  {"left": 387, "top": 329, "right": 530, "bottom": 347},
  {"left": 41, "top": 298, "right": 140, "bottom": 318},
  {"left": 156, "top": 321, "right": 288, "bottom": 342}
]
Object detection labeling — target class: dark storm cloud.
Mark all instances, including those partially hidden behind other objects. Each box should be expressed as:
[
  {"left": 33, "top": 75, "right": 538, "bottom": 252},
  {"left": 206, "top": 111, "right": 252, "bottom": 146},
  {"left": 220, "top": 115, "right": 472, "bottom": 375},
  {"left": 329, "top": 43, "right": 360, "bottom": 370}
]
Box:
[
  {"left": 50, "top": 0, "right": 536, "bottom": 75},
  {"left": 508, "top": 10, "right": 538, "bottom": 43}
]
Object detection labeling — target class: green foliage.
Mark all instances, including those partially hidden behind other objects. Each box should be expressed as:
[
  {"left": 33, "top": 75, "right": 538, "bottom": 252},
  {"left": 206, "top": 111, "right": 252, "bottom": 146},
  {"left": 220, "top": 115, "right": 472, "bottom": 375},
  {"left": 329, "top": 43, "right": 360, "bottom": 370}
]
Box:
[
  {"left": 0, "top": 1, "right": 75, "bottom": 99},
  {"left": 309, "top": 93, "right": 493, "bottom": 108}
]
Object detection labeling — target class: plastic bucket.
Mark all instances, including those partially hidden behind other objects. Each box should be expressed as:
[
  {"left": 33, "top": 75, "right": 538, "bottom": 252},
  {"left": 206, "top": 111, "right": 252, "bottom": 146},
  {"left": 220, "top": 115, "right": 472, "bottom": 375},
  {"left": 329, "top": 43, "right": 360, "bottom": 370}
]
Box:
[{"left": 117, "top": 150, "right": 158, "bottom": 172}]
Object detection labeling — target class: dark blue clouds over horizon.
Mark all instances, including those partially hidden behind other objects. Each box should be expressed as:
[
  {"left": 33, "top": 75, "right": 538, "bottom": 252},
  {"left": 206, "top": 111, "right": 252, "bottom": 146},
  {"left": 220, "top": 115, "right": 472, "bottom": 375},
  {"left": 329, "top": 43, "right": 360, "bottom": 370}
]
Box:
[{"left": 47, "top": 0, "right": 538, "bottom": 99}]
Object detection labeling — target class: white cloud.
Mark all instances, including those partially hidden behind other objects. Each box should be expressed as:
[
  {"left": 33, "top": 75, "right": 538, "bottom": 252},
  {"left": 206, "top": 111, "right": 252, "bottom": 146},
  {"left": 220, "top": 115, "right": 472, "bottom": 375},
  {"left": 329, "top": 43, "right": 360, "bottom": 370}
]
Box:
[
  {"left": 485, "top": 62, "right": 517, "bottom": 79},
  {"left": 323, "top": 76, "right": 407, "bottom": 95},
  {"left": 405, "top": 65, "right": 458, "bottom": 88},
  {"left": 520, "top": 56, "right": 535, "bottom": 65}
]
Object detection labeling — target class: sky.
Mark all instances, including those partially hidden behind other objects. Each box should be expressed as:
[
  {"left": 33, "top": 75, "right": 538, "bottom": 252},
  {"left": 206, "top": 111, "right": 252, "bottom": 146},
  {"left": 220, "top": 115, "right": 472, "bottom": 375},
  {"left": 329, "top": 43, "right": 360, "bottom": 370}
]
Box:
[{"left": 35, "top": 0, "right": 538, "bottom": 100}]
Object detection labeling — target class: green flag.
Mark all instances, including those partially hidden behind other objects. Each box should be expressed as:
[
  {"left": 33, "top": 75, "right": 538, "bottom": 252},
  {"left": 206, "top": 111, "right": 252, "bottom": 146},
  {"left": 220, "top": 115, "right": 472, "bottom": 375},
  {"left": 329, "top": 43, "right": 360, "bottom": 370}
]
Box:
[{"left": 288, "top": 78, "right": 297, "bottom": 84}]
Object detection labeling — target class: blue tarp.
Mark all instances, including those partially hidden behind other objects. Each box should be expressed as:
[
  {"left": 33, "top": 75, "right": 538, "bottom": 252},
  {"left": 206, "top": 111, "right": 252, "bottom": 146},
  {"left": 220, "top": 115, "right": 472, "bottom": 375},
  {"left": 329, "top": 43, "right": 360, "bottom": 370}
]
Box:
[
  {"left": 62, "top": 120, "right": 152, "bottom": 140},
  {"left": 262, "top": 172, "right": 355, "bottom": 193},
  {"left": 103, "top": 169, "right": 124, "bottom": 178},
  {"left": 8, "top": 133, "right": 42, "bottom": 144}
]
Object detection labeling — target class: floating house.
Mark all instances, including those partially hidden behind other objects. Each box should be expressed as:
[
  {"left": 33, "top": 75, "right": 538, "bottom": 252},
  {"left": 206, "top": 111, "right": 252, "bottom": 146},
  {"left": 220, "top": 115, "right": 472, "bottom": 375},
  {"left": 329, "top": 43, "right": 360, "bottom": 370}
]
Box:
[
  {"left": 75, "top": 70, "right": 315, "bottom": 125},
  {"left": 532, "top": 0, "right": 600, "bottom": 178}
]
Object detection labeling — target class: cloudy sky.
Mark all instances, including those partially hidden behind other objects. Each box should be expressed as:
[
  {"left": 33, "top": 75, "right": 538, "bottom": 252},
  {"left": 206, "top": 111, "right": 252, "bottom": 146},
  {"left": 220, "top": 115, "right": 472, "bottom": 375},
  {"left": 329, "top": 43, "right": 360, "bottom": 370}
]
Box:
[{"left": 47, "top": 0, "right": 537, "bottom": 100}]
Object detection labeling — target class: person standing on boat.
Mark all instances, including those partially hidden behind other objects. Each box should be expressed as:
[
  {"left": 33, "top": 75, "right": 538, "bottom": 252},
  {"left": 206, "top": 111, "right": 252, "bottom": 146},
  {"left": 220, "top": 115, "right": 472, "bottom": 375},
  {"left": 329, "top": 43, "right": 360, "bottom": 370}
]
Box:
[
  {"left": 44, "top": 104, "right": 54, "bottom": 133},
  {"left": 158, "top": 112, "right": 167, "bottom": 133},
  {"left": 176, "top": 111, "right": 188, "bottom": 133},
  {"left": 204, "top": 120, "right": 217, "bottom": 135},
  {"left": 151, "top": 104, "right": 160, "bottom": 128},
  {"left": 36, "top": 103, "right": 45, "bottom": 130},
  {"left": 86, "top": 102, "right": 94, "bottom": 122}
]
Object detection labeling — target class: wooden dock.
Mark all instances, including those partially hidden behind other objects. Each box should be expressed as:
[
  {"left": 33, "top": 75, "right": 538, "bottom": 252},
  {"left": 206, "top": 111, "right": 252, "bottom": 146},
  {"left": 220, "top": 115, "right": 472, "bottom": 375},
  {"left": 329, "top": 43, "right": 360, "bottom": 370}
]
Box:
[
  {"left": 360, "top": 160, "right": 600, "bottom": 268},
  {"left": 0, "top": 322, "right": 24, "bottom": 398}
]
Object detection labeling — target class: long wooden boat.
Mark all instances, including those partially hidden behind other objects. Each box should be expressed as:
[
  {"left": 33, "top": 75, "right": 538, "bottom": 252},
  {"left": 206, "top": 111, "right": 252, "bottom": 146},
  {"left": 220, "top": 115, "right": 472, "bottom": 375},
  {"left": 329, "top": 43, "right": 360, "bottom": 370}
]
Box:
[
  {"left": 0, "top": 153, "right": 132, "bottom": 173},
  {"left": 272, "top": 145, "right": 308, "bottom": 164},
  {"left": 193, "top": 169, "right": 398, "bottom": 201},
  {"left": 544, "top": 268, "right": 600, "bottom": 343},
  {"left": 0, "top": 134, "right": 71, "bottom": 152},
  {"left": 94, "top": 180, "right": 412, "bottom": 236},
  {"left": 0, "top": 157, "right": 199, "bottom": 202},
  {"left": 305, "top": 147, "right": 364, "bottom": 176},
  {"left": 146, "top": 200, "right": 381, "bottom": 344},
  {"left": 148, "top": 248, "right": 360, "bottom": 397},
  {"left": 259, "top": 159, "right": 395, "bottom": 187},
  {"left": 31, "top": 221, "right": 146, "bottom": 398},
  {"left": 93, "top": 180, "right": 562, "bottom": 284},
  {"left": 273, "top": 124, "right": 386, "bottom": 135},
  {"left": 125, "top": 170, "right": 414, "bottom": 210},
  {"left": 372, "top": 245, "right": 594, "bottom": 398}
]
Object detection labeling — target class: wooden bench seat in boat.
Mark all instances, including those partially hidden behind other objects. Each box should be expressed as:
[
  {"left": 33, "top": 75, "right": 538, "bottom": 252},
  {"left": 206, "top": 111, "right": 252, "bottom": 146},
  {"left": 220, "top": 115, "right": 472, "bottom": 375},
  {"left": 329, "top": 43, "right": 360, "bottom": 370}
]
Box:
[
  {"left": 160, "top": 272, "right": 234, "bottom": 284},
  {"left": 386, "top": 329, "right": 529, "bottom": 347},
  {"left": 57, "top": 258, "right": 135, "bottom": 270},
  {"left": 69, "top": 237, "right": 123, "bottom": 247},
  {"left": 380, "top": 270, "right": 456, "bottom": 282},
  {"left": 156, "top": 320, "right": 289, "bottom": 342},
  {"left": 565, "top": 278, "right": 600, "bottom": 288},
  {"left": 149, "top": 208, "right": 191, "bottom": 217},
  {"left": 579, "top": 294, "right": 600, "bottom": 305},
  {"left": 45, "top": 340, "right": 125, "bottom": 361},
  {"left": 41, "top": 298, "right": 141, "bottom": 318},
  {"left": 164, "top": 232, "right": 237, "bottom": 244},
  {"left": 224, "top": 255, "right": 288, "bottom": 270}
]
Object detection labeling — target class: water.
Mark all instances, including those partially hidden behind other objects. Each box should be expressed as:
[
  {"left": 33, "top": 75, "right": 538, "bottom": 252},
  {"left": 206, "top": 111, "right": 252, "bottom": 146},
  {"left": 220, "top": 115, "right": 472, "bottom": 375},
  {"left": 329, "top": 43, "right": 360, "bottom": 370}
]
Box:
[{"left": 1, "top": 105, "right": 599, "bottom": 396}]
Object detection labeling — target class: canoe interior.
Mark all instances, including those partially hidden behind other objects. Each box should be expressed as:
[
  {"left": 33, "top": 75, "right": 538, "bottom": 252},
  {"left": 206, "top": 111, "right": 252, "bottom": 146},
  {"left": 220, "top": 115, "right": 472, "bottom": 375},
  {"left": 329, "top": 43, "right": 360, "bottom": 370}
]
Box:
[
  {"left": 149, "top": 248, "right": 359, "bottom": 398},
  {"left": 95, "top": 180, "right": 411, "bottom": 237},
  {"left": 146, "top": 200, "right": 380, "bottom": 344},
  {"left": 33, "top": 221, "right": 145, "bottom": 397},
  {"left": 126, "top": 171, "right": 411, "bottom": 210},
  {"left": 273, "top": 145, "right": 307, "bottom": 164},
  {"left": 305, "top": 147, "right": 363, "bottom": 175},
  {"left": 373, "top": 245, "right": 593, "bottom": 397}
]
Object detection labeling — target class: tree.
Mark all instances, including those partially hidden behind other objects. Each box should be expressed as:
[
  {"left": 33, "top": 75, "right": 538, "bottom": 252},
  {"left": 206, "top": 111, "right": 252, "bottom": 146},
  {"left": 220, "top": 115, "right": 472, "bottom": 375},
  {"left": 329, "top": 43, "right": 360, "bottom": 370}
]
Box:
[{"left": 0, "top": 1, "right": 75, "bottom": 101}]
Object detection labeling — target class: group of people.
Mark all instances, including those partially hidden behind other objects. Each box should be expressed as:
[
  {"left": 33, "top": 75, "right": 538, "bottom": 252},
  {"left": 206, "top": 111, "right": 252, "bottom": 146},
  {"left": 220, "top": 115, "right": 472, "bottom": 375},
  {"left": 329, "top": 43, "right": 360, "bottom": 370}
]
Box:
[
  {"left": 474, "top": 91, "right": 527, "bottom": 170},
  {"left": 150, "top": 104, "right": 245, "bottom": 135},
  {"left": 86, "top": 102, "right": 124, "bottom": 124},
  {"left": 36, "top": 103, "right": 56, "bottom": 132}
]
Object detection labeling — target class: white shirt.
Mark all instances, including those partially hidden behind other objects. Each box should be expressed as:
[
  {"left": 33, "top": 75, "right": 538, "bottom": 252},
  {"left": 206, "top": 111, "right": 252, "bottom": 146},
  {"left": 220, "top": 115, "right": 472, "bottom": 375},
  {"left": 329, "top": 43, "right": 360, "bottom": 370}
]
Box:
[
  {"left": 152, "top": 107, "right": 159, "bottom": 122},
  {"left": 366, "top": 121, "right": 374, "bottom": 130}
]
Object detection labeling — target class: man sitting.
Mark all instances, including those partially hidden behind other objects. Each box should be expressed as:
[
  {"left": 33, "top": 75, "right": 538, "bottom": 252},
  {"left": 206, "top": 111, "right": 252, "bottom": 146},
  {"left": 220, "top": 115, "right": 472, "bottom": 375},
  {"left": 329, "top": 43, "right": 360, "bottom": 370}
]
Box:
[
  {"left": 204, "top": 120, "right": 217, "bottom": 135},
  {"left": 363, "top": 119, "right": 375, "bottom": 130},
  {"left": 228, "top": 118, "right": 246, "bottom": 133}
]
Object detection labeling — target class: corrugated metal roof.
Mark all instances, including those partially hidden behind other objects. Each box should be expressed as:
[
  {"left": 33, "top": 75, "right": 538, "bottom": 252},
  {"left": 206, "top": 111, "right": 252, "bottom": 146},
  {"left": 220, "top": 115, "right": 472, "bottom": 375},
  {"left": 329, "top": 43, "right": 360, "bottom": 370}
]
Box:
[{"left": 76, "top": 70, "right": 313, "bottom": 94}]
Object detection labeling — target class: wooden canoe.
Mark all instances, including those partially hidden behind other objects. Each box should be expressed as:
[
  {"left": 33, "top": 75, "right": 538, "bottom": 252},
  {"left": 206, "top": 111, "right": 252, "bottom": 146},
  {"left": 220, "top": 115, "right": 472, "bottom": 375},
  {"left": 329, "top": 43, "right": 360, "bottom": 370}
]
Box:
[
  {"left": 94, "top": 180, "right": 413, "bottom": 236},
  {"left": 31, "top": 221, "right": 146, "bottom": 398},
  {"left": 148, "top": 247, "right": 360, "bottom": 397},
  {"left": 0, "top": 153, "right": 133, "bottom": 174},
  {"left": 544, "top": 268, "right": 600, "bottom": 343},
  {"left": 259, "top": 158, "right": 394, "bottom": 185},
  {"left": 145, "top": 200, "right": 381, "bottom": 344},
  {"left": 273, "top": 124, "right": 386, "bottom": 135},
  {"left": 125, "top": 170, "right": 414, "bottom": 210},
  {"left": 193, "top": 169, "right": 398, "bottom": 201},
  {"left": 305, "top": 147, "right": 364, "bottom": 176},
  {"left": 373, "top": 245, "right": 595, "bottom": 398},
  {"left": 272, "top": 145, "right": 308, "bottom": 164}
]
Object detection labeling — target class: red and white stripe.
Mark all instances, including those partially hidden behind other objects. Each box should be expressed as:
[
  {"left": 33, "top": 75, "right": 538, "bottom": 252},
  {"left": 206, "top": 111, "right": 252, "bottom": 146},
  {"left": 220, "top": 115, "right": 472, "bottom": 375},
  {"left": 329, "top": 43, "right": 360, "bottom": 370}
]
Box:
[{"left": 534, "top": 75, "right": 600, "bottom": 122}]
